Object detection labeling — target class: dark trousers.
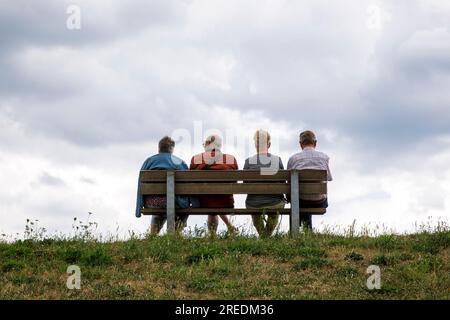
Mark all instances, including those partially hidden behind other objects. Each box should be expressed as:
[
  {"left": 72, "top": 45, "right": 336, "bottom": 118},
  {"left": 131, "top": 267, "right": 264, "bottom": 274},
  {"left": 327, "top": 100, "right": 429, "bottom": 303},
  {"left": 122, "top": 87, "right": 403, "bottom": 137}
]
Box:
[{"left": 299, "top": 198, "right": 328, "bottom": 230}]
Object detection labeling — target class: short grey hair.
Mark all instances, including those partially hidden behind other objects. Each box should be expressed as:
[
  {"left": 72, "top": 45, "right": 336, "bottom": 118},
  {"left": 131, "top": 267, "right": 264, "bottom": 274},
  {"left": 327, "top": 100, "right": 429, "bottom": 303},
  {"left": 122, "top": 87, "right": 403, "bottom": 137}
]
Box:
[
  {"left": 299, "top": 130, "right": 317, "bottom": 145},
  {"left": 204, "top": 134, "right": 222, "bottom": 151}
]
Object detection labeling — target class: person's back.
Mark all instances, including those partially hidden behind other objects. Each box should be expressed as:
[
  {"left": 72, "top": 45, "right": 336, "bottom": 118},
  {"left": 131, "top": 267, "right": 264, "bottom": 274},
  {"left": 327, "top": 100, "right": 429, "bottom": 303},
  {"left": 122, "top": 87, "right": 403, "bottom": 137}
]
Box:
[
  {"left": 244, "top": 130, "right": 286, "bottom": 237},
  {"left": 287, "top": 131, "right": 332, "bottom": 201},
  {"left": 287, "top": 130, "right": 332, "bottom": 229},
  {"left": 143, "top": 152, "right": 188, "bottom": 172},
  {"left": 135, "top": 136, "right": 190, "bottom": 235},
  {"left": 190, "top": 143, "right": 238, "bottom": 208},
  {"left": 189, "top": 134, "right": 237, "bottom": 235},
  {"left": 244, "top": 153, "right": 285, "bottom": 207}
]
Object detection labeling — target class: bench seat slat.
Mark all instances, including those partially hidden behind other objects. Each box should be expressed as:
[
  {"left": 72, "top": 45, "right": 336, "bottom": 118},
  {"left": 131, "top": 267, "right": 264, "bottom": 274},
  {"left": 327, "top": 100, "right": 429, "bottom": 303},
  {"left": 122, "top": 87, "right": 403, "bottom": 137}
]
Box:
[
  {"left": 141, "top": 208, "right": 326, "bottom": 215},
  {"left": 139, "top": 169, "right": 327, "bottom": 182},
  {"left": 140, "top": 182, "right": 326, "bottom": 195}
]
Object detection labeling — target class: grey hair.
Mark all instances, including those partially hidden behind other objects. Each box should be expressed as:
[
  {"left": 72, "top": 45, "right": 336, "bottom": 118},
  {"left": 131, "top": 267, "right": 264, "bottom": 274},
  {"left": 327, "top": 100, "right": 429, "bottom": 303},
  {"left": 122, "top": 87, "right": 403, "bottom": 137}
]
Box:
[
  {"left": 253, "top": 129, "right": 271, "bottom": 150},
  {"left": 204, "top": 134, "right": 222, "bottom": 151}
]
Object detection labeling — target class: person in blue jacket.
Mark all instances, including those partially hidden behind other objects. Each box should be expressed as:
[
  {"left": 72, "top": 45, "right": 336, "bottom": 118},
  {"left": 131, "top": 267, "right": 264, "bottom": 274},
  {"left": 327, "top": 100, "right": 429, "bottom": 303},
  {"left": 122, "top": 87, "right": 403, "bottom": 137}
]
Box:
[{"left": 135, "top": 136, "right": 192, "bottom": 235}]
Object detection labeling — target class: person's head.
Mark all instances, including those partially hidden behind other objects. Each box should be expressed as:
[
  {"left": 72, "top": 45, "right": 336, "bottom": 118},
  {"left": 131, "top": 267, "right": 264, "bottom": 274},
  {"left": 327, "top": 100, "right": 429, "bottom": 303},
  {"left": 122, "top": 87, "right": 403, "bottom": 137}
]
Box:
[
  {"left": 254, "top": 129, "right": 271, "bottom": 153},
  {"left": 299, "top": 130, "right": 317, "bottom": 149},
  {"left": 203, "top": 134, "right": 222, "bottom": 152},
  {"left": 158, "top": 136, "right": 175, "bottom": 153}
]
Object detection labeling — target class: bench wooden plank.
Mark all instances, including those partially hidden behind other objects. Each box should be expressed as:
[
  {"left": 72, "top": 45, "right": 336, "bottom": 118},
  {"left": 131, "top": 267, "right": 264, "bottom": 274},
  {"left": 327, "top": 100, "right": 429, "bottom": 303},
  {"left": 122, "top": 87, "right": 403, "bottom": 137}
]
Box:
[
  {"left": 141, "top": 208, "right": 327, "bottom": 215},
  {"left": 298, "top": 170, "right": 327, "bottom": 181},
  {"left": 140, "top": 182, "right": 326, "bottom": 195},
  {"left": 139, "top": 170, "right": 166, "bottom": 182},
  {"left": 139, "top": 169, "right": 327, "bottom": 182}
]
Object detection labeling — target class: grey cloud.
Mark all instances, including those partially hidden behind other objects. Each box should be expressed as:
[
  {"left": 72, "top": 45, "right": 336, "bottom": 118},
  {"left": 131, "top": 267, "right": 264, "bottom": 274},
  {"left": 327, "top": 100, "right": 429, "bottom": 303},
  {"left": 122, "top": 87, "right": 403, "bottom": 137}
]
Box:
[
  {"left": 0, "top": 0, "right": 185, "bottom": 99},
  {"left": 1, "top": 0, "right": 450, "bottom": 236},
  {"left": 1, "top": 0, "right": 450, "bottom": 157},
  {"left": 80, "top": 176, "right": 96, "bottom": 184},
  {"left": 0, "top": 0, "right": 183, "bottom": 49},
  {"left": 38, "top": 172, "right": 65, "bottom": 187}
]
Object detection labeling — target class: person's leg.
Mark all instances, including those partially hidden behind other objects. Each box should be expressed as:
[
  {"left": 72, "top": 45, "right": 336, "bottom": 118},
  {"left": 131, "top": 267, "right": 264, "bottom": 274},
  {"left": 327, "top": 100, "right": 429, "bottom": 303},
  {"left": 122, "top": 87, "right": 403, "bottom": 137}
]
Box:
[
  {"left": 251, "top": 214, "right": 265, "bottom": 237},
  {"left": 208, "top": 215, "right": 219, "bottom": 235},
  {"left": 300, "top": 214, "right": 312, "bottom": 231},
  {"left": 219, "top": 215, "right": 236, "bottom": 233},
  {"left": 150, "top": 215, "right": 166, "bottom": 235},
  {"left": 150, "top": 224, "right": 160, "bottom": 235},
  {"left": 299, "top": 198, "right": 328, "bottom": 231},
  {"left": 189, "top": 197, "right": 201, "bottom": 208},
  {"left": 175, "top": 214, "right": 189, "bottom": 235},
  {"left": 264, "top": 202, "right": 285, "bottom": 236},
  {"left": 266, "top": 215, "right": 280, "bottom": 236}
]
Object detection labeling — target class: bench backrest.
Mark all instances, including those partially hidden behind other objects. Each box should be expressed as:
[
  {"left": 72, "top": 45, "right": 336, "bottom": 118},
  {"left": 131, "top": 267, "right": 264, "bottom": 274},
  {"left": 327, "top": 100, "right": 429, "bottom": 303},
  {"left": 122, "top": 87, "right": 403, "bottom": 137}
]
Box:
[{"left": 139, "top": 169, "right": 327, "bottom": 196}]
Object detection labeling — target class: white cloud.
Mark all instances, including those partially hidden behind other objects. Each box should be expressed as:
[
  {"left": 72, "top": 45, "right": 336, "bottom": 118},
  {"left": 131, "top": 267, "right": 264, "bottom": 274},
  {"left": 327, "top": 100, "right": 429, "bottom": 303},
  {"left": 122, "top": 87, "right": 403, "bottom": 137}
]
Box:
[{"left": 1, "top": 0, "right": 449, "bottom": 237}]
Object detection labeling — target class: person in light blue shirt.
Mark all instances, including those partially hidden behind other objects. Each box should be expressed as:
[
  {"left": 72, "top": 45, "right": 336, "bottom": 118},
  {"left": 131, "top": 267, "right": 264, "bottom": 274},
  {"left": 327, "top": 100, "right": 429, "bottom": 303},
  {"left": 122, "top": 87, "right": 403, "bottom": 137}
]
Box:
[{"left": 135, "top": 136, "right": 191, "bottom": 235}]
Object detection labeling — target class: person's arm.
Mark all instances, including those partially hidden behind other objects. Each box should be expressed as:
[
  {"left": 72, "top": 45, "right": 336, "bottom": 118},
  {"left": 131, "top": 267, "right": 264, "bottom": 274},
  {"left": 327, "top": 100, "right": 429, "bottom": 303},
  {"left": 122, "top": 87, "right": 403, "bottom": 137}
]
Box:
[
  {"left": 189, "top": 156, "right": 196, "bottom": 170},
  {"left": 285, "top": 157, "right": 291, "bottom": 203},
  {"left": 287, "top": 156, "right": 293, "bottom": 170},
  {"left": 233, "top": 157, "right": 239, "bottom": 170},
  {"left": 326, "top": 157, "right": 333, "bottom": 181},
  {"left": 278, "top": 158, "right": 288, "bottom": 202},
  {"left": 243, "top": 158, "right": 249, "bottom": 170},
  {"left": 135, "top": 158, "right": 149, "bottom": 218},
  {"left": 180, "top": 160, "right": 189, "bottom": 171}
]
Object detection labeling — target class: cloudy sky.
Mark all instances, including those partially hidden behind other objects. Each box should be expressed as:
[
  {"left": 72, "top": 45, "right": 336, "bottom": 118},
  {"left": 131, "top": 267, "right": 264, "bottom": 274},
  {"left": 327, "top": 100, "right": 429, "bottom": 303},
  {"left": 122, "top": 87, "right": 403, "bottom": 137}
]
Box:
[{"left": 1, "top": 0, "right": 449, "bottom": 238}]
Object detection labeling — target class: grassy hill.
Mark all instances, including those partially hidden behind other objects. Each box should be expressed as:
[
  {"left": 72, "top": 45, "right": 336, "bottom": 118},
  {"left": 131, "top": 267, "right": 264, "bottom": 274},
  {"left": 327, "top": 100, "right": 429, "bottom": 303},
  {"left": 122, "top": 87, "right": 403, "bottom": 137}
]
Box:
[{"left": 0, "top": 228, "right": 449, "bottom": 299}]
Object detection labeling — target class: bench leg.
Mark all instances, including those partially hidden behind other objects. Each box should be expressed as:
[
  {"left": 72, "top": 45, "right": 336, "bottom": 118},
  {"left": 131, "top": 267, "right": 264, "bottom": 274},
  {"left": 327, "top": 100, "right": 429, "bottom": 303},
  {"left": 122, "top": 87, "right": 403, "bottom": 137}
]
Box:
[
  {"left": 290, "top": 170, "right": 300, "bottom": 236},
  {"left": 166, "top": 171, "right": 176, "bottom": 234}
]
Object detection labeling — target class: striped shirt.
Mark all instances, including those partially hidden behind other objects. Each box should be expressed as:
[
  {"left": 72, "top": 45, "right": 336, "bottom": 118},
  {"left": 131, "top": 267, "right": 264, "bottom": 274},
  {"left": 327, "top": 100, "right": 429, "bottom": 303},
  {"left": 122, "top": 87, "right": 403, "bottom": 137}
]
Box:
[{"left": 287, "top": 147, "right": 332, "bottom": 200}]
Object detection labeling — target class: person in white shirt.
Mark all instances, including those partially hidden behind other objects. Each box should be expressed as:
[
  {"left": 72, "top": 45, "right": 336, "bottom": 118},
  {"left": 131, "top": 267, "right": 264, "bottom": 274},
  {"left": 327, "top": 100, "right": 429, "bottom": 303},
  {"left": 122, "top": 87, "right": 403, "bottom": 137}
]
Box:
[{"left": 287, "top": 130, "right": 332, "bottom": 229}]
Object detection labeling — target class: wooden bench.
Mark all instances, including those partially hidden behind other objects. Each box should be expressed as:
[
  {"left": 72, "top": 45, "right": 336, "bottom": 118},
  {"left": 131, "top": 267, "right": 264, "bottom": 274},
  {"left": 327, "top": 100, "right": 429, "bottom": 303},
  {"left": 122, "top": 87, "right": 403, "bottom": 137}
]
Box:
[{"left": 139, "top": 169, "right": 327, "bottom": 235}]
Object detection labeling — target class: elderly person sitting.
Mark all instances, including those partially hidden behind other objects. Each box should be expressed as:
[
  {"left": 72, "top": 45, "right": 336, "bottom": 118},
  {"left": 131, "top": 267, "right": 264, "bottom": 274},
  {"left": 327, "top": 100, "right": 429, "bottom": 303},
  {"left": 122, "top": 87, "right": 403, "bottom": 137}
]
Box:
[
  {"left": 244, "top": 129, "right": 286, "bottom": 237},
  {"left": 135, "top": 136, "right": 190, "bottom": 235},
  {"left": 287, "top": 130, "right": 333, "bottom": 230},
  {"left": 190, "top": 134, "right": 238, "bottom": 235}
]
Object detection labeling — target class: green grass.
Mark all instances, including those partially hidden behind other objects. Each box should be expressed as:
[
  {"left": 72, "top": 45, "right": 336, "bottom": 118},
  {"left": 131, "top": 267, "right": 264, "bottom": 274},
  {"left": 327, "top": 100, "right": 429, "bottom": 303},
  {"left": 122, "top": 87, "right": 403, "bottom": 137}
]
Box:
[{"left": 0, "top": 230, "right": 449, "bottom": 299}]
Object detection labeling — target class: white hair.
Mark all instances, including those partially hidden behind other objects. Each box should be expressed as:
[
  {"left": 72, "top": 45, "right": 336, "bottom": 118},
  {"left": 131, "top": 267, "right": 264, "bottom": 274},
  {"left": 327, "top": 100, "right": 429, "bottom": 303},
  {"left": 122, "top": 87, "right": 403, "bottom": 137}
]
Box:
[
  {"left": 253, "top": 129, "right": 271, "bottom": 150},
  {"left": 204, "top": 134, "right": 222, "bottom": 151}
]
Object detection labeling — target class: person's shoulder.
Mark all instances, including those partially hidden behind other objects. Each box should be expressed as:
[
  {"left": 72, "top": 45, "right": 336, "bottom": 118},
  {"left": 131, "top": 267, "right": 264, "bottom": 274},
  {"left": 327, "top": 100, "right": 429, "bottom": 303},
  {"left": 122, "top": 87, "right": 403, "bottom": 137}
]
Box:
[
  {"left": 161, "top": 153, "right": 186, "bottom": 169},
  {"left": 224, "top": 153, "right": 237, "bottom": 161},
  {"left": 265, "top": 153, "right": 281, "bottom": 163},
  {"left": 315, "top": 150, "right": 330, "bottom": 160},
  {"left": 246, "top": 154, "right": 258, "bottom": 162},
  {"left": 223, "top": 153, "right": 238, "bottom": 168},
  {"left": 288, "top": 152, "right": 301, "bottom": 161},
  {"left": 190, "top": 153, "right": 204, "bottom": 167},
  {"left": 144, "top": 153, "right": 160, "bottom": 163},
  {"left": 170, "top": 153, "right": 185, "bottom": 163},
  {"left": 268, "top": 153, "right": 282, "bottom": 160},
  {"left": 191, "top": 152, "right": 203, "bottom": 161},
  {"left": 225, "top": 152, "right": 237, "bottom": 158}
]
